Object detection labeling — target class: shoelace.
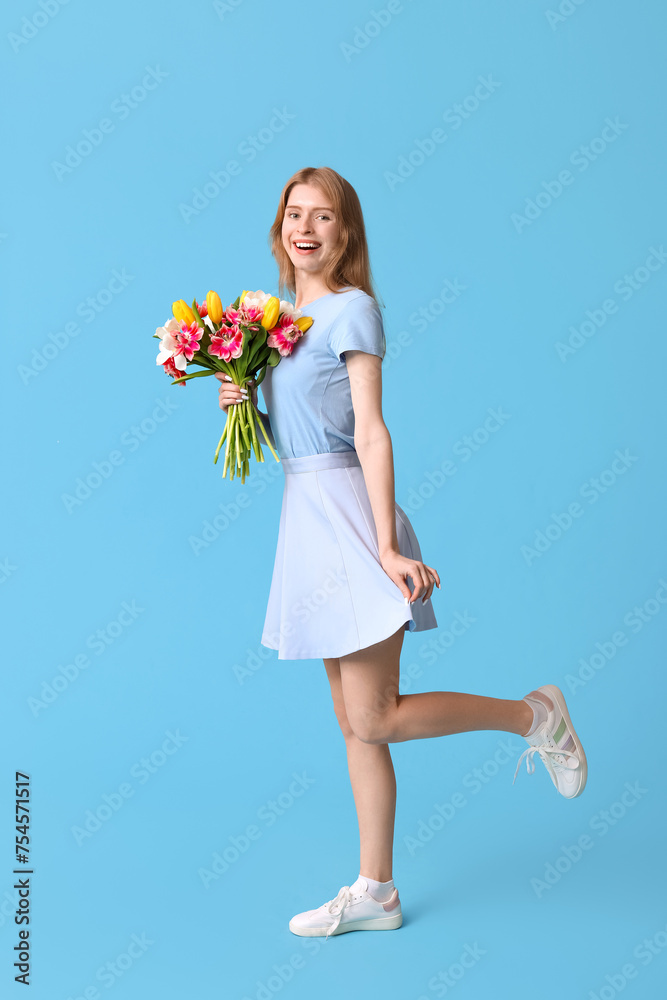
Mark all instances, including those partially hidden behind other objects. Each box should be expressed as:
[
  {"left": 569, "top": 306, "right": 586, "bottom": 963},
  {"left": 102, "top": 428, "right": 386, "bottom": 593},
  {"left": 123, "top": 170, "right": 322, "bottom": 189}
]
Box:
[
  {"left": 323, "top": 885, "right": 355, "bottom": 939},
  {"left": 513, "top": 743, "right": 580, "bottom": 787}
]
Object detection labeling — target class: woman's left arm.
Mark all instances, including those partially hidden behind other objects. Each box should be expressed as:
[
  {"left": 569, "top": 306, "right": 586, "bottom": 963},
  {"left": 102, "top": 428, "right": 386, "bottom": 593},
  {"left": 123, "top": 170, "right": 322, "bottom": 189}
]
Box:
[{"left": 346, "top": 351, "right": 440, "bottom": 605}]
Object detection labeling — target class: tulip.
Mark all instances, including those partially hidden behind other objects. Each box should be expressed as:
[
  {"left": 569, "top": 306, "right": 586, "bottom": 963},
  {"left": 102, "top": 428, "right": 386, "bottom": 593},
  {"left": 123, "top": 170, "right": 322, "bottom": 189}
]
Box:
[
  {"left": 261, "top": 296, "right": 280, "bottom": 330},
  {"left": 206, "top": 291, "right": 223, "bottom": 325},
  {"left": 295, "top": 315, "right": 313, "bottom": 333},
  {"left": 172, "top": 299, "right": 197, "bottom": 326}
]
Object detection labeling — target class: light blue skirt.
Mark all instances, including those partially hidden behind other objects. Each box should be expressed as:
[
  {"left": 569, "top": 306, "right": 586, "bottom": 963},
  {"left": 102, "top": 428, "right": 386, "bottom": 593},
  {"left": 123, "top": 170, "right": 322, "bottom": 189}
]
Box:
[{"left": 261, "top": 451, "right": 438, "bottom": 659}]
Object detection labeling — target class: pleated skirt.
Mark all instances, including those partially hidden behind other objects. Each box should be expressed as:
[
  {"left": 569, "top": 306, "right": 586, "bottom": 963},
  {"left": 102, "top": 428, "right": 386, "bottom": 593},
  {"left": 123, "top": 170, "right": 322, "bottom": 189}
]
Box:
[{"left": 261, "top": 450, "right": 438, "bottom": 660}]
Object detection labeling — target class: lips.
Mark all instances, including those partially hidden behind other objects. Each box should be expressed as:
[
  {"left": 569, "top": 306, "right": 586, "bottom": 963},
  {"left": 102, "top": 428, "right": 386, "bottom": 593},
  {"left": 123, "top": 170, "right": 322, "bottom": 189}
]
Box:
[{"left": 293, "top": 240, "right": 321, "bottom": 255}]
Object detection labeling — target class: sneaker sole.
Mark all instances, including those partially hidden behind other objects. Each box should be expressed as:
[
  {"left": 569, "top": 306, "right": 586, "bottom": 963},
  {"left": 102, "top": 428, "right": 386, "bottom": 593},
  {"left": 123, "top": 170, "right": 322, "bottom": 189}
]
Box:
[
  {"left": 540, "top": 683, "right": 588, "bottom": 798},
  {"left": 289, "top": 912, "right": 403, "bottom": 936}
]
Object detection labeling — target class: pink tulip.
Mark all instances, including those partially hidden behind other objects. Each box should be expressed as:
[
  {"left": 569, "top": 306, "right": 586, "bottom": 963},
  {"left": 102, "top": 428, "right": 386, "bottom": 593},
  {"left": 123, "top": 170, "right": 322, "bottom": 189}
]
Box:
[
  {"left": 268, "top": 321, "right": 303, "bottom": 357},
  {"left": 175, "top": 321, "right": 203, "bottom": 362},
  {"left": 208, "top": 325, "right": 244, "bottom": 361}
]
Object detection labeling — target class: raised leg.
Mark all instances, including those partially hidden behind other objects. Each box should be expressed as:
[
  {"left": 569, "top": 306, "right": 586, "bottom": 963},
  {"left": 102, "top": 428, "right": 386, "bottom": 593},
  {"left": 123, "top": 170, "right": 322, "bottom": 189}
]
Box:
[{"left": 337, "top": 626, "right": 534, "bottom": 745}]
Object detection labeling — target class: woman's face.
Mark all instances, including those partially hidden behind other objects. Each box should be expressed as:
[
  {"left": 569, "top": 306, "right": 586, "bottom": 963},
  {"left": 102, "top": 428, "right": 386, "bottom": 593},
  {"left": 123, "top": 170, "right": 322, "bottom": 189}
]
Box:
[{"left": 281, "top": 183, "right": 341, "bottom": 277}]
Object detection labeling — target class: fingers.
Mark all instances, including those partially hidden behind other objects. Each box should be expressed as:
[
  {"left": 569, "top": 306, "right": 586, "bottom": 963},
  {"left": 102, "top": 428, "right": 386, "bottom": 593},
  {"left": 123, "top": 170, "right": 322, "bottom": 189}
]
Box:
[
  {"left": 406, "top": 562, "right": 441, "bottom": 605},
  {"left": 214, "top": 373, "right": 249, "bottom": 412},
  {"left": 422, "top": 565, "right": 440, "bottom": 603},
  {"left": 384, "top": 554, "right": 436, "bottom": 605},
  {"left": 218, "top": 389, "right": 248, "bottom": 412},
  {"left": 422, "top": 572, "right": 435, "bottom": 604},
  {"left": 406, "top": 563, "right": 430, "bottom": 604}
]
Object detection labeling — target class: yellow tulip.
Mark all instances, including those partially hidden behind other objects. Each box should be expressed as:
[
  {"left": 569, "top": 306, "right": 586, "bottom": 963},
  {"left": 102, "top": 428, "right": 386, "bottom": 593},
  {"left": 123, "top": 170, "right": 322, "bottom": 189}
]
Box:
[
  {"left": 172, "top": 299, "right": 197, "bottom": 326},
  {"left": 295, "top": 315, "right": 313, "bottom": 333},
  {"left": 206, "top": 291, "right": 223, "bottom": 325},
  {"left": 240, "top": 290, "right": 250, "bottom": 302},
  {"left": 261, "top": 296, "right": 280, "bottom": 330}
]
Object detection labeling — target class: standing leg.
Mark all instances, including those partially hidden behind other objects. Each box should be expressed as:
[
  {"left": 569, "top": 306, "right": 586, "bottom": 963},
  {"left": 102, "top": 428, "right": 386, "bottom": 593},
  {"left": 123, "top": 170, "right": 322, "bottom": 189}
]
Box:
[{"left": 323, "top": 654, "right": 397, "bottom": 882}]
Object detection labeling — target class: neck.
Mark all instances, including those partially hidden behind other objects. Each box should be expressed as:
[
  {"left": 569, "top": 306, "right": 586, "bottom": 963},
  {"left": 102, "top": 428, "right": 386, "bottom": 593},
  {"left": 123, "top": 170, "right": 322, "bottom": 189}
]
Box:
[{"left": 293, "top": 271, "right": 337, "bottom": 310}]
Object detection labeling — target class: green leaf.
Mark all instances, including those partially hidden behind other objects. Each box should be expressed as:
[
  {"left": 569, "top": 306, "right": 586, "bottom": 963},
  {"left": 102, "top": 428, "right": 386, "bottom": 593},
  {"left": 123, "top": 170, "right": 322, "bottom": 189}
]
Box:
[
  {"left": 191, "top": 297, "right": 205, "bottom": 328},
  {"left": 189, "top": 351, "right": 218, "bottom": 371},
  {"left": 197, "top": 327, "right": 213, "bottom": 354},
  {"left": 247, "top": 325, "right": 268, "bottom": 367},
  {"left": 171, "top": 369, "right": 214, "bottom": 384}
]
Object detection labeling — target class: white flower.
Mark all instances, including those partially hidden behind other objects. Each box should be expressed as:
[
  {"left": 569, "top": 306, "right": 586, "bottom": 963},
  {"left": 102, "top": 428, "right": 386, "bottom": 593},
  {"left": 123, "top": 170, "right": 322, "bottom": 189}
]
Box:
[
  {"left": 243, "top": 289, "right": 272, "bottom": 310},
  {"left": 279, "top": 299, "right": 303, "bottom": 322},
  {"left": 156, "top": 317, "right": 187, "bottom": 369}
]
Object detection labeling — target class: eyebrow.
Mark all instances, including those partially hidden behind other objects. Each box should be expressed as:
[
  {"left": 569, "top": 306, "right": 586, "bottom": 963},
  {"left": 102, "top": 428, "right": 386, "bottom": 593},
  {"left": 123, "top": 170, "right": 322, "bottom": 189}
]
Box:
[{"left": 286, "top": 204, "right": 334, "bottom": 212}]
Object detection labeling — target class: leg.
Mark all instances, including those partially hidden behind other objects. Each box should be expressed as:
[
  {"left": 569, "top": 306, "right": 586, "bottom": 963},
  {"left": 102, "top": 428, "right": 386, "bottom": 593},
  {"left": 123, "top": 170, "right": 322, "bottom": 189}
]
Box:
[
  {"left": 323, "top": 655, "right": 396, "bottom": 882},
  {"left": 338, "top": 625, "right": 535, "bottom": 746}
]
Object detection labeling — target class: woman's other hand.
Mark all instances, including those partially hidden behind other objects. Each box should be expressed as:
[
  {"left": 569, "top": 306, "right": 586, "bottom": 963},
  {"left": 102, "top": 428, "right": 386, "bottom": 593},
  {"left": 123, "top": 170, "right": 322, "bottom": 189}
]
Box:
[{"left": 380, "top": 550, "right": 441, "bottom": 605}]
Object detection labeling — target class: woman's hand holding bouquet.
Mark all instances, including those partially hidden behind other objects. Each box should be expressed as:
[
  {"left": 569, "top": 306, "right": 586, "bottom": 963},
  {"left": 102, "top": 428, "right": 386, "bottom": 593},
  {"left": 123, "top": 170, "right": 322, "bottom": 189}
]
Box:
[{"left": 154, "top": 290, "right": 312, "bottom": 483}]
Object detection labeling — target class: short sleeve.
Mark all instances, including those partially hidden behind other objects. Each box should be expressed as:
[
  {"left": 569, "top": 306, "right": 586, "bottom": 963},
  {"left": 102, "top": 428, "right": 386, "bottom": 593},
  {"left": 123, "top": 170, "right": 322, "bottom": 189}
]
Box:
[{"left": 328, "top": 296, "right": 386, "bottom": 362}]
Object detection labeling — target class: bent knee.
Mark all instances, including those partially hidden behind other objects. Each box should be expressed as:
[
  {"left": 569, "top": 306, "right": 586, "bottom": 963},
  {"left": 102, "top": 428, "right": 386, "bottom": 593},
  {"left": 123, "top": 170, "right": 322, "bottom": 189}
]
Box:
[
  {"left": 348, "top": 711, "right": 395, "bottom": 745},
  {"left": 331, "top": 702, "right": 355, "bottom": 740},
  {"left": 337, "top": 716, "right": 356, "bottom": 740}
]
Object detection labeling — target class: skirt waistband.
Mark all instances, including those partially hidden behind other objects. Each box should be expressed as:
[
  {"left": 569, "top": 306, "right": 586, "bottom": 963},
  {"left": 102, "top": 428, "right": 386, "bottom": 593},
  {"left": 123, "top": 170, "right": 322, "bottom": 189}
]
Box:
[{"left": 280, "top": 451, "right": 362, "bottom": 474}]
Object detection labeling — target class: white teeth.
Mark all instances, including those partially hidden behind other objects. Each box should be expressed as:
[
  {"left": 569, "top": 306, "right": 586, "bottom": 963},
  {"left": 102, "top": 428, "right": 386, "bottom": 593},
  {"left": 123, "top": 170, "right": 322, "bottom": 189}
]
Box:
[{"left": 295, "top": 242, "right": 319, "bottom": 249}]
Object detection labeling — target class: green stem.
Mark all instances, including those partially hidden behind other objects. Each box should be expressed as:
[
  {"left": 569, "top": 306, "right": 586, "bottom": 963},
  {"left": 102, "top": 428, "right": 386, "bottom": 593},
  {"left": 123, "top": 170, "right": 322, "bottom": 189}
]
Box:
[
  {"left": 235, "top": 418, "right": 241, "bottom": 476},
  {"left": 222, "top": 405, "right": 237, "bottom": 478},
  {"left": 213, "top": 416, "right": 229, "bottom": 464},
  {"left": 238, "top": 401, "right": 251, "bottom": 451},
  {"left": 248, "top": 402, "right": 262, "bottom": 462},
  {"left": 255, "top": 406, "right": 280, "bottom": 463}
]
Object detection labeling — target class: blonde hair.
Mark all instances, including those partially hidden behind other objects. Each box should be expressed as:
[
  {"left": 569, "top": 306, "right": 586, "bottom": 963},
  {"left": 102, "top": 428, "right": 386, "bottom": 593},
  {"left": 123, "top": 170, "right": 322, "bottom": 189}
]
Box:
[{"left": 268, "top": 166, "right": 384, "bottom": 310}]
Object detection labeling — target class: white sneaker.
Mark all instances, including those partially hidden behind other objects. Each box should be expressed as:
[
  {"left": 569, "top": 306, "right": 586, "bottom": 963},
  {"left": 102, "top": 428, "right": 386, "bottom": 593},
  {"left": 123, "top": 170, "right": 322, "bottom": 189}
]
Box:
[
  {"left": 288, "top": 877, "right": 403, "bottom": 939},
  {"left": 513, "top": 684, "right": 587, "bottom": 798}
]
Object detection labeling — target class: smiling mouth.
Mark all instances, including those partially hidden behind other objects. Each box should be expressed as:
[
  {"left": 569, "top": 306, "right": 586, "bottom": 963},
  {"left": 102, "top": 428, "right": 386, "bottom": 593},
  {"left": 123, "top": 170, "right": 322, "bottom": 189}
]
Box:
[{"left": 293, "top": 241, "right": 321, "bottom": 254}]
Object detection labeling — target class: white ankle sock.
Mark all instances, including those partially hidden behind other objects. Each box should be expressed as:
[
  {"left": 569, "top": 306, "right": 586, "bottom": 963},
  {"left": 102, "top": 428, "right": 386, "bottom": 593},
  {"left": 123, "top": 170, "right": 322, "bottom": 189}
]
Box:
[
  {"left": 522, "top": 690, "right": 553, "bottom": 736},
  {"left": 355, "top": 873, "right": 395, "bottom": 902}
]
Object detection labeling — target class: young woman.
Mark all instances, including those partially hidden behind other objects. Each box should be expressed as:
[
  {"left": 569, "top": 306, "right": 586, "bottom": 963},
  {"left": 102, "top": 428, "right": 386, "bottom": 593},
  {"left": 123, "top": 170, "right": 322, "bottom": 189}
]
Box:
[{"left": 215, "top": 166, "right": 587, "bottom": 940}]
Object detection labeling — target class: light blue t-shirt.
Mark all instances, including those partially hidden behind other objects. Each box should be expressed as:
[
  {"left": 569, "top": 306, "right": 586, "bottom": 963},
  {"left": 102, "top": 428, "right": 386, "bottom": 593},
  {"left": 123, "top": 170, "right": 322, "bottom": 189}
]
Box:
[{"left": 259, "top": 286, "right": 386, "bottom": 460}]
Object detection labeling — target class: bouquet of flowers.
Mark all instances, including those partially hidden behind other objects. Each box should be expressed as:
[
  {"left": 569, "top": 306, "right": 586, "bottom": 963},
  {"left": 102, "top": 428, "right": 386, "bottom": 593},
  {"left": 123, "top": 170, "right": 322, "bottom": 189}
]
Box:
[{"left": 154, "top": 290, "right": 312, "bottom": 482}]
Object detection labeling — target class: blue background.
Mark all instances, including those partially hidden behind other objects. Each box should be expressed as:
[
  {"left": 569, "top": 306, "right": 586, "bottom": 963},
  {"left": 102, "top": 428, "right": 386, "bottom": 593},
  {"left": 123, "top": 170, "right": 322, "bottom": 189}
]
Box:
[{"left": 3, "top": 0, "right": 666, "bottom": 997}]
